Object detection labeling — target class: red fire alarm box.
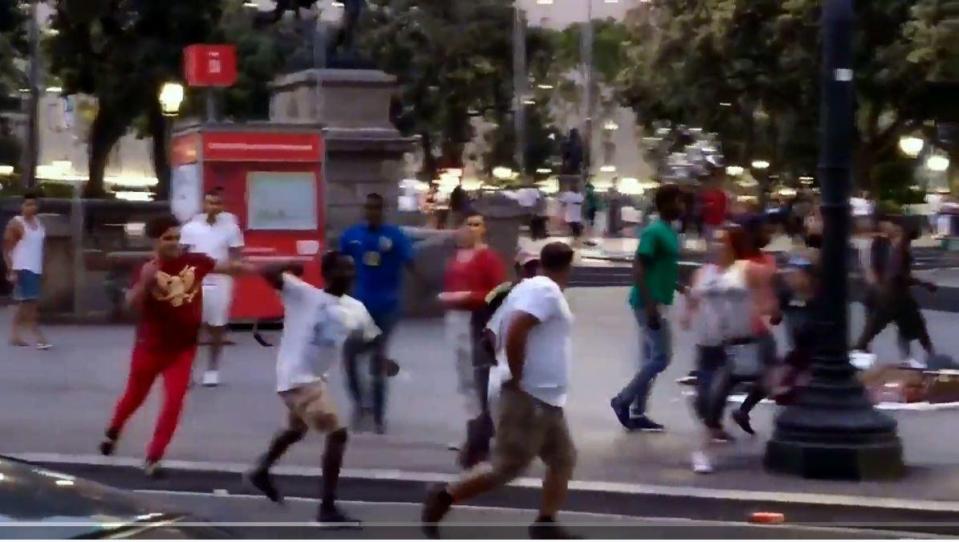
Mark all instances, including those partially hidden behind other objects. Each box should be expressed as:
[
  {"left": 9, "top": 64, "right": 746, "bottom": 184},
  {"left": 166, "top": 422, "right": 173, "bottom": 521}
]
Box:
[
  {"left": 184, "top": 44, "right": 238, "bottom": 87},
  {"left": 170, "top": 123, "right": 325, "bottom": 322}
]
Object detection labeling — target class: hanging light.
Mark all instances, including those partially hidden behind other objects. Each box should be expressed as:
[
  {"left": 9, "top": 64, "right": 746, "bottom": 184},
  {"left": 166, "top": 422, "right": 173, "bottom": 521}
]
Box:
[
  {"left": 898, "top": 136, "right": 925, "bottom": 158},
  {"left": 158, "top": 82, "right": 185, "bottom": 117}
]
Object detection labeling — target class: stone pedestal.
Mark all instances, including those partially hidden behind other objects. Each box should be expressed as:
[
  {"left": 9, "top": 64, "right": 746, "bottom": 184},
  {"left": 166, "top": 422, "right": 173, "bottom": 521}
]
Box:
[{"left": 270, "top": 69, "right": 417, "bottom": 245}]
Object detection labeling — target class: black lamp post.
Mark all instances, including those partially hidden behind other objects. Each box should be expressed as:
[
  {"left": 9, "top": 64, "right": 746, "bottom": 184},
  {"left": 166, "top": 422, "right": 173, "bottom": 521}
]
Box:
[{"left": 764, "top": 0, "right": 904, "bottom": 480}]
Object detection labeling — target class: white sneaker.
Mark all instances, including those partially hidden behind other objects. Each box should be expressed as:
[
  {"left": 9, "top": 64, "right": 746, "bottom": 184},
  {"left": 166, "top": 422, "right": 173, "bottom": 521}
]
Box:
[
  {"left": 201, "top": 370, "right": 220, "bottom": 387},
  {"left": 904, "top": 358, "right": 927, "bottom": 370},
  {"left": 850, "top": 350, "right": 877, "bottom": 370},
  {"left": 691, "top": 451, "right": 713, "bottom": 474}
]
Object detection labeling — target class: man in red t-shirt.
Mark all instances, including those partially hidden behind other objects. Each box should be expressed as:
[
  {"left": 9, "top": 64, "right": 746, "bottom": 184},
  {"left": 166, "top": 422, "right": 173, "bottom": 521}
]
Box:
[
  {"left": 99, "top": 215, "right": 254, "bottom": 476},
  {"left": 700, "top": 170, "right": 729, "bottom": 242}
]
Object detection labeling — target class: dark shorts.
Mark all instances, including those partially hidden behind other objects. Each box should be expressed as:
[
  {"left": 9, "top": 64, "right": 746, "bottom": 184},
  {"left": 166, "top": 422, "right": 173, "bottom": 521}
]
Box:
[
  {"left": 13, "top": 270, "right": 41, "bottom": 302},
  {"left": 876, "top": 295, "right": 926, "bottom": 341},
  {"left": 568, "top": 222, "right": 583, "bottom": 238}
]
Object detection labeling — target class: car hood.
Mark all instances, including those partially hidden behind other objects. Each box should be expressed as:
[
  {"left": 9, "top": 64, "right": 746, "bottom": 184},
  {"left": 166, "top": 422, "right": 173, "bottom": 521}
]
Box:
[{"left": 0, "top": 458, "right": 170, "bottom": 538}]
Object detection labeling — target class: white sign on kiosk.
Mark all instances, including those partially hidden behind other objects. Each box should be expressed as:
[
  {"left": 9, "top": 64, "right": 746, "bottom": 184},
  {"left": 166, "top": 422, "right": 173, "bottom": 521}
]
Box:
[{"left": 247, "top": 172, "right": 318, "bottom": 231}]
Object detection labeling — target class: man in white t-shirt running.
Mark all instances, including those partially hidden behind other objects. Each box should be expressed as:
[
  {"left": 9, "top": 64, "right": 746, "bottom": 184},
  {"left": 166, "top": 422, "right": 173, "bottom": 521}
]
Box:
[
  {"left": 179, "top": 188, "right": 245, "bottom": 387},
  {"left": 422, "top": 242, "right": 578, "bottom": 539},
  {"left": 558, "top": 186, "right": 585, "bottom": 246},
  {"left": 246, "top": 251, "right": 380, "bottom": 525}
]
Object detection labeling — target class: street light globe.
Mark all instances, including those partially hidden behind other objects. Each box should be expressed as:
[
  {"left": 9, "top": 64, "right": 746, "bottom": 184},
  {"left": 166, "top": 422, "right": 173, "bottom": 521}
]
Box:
[
  {"left": 898, "top": 136, "right": 925, "bottom": 158},
  {"left": 158, "top": 82, "right": 185, "bottom": 117},
  {"left": 751, "top": 160, "right": 770, "bottom": 170},
  {"left": 926, "top": 154, "right": 950, "bottom": 173},
  {"left": 725, "top": 165, "right": 744, "bottom": 177}
]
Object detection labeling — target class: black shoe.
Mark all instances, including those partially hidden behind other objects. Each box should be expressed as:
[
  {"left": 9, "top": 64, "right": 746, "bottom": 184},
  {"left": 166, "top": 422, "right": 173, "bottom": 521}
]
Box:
[
  {"left": 610, "top": 397, "right": 632, "bottom": 429},
  {"left": 99, "top": 438, "right": 116, "bottom": 457},
  {"left": 385, "top": 358, "right": 401, "bottom": 378},
  {"left": 529, "top": 518, "right": 580, "bottom": 539},
  {"left": 246, "top": 467, "right": 283, "bottom": 504},
  {"left": 421, "top": 484, "right": 453, "bottom": 539},
  {"left": 628, "top": 415, "right": 665, "bottom": 432},
  {"left": 143, "top": 460, "right": 165, "bottom": 479},
  {"left": 731, "top": 409, "right": 755, "bottom": 436},
  {"left": 374, "top": 420, "right": 387, "bottom": 435},
  {"left": 317, "top": 504, "right": 361, "bottom": 526},
  {"left": 99, "top": 429, "right": 118, "bottom": 456}
]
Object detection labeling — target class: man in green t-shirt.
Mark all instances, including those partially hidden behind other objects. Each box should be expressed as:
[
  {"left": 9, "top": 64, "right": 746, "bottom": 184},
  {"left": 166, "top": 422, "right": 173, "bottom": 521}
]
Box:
[{"left": 611, "top": 184, "right": 684, "bottom": 432}]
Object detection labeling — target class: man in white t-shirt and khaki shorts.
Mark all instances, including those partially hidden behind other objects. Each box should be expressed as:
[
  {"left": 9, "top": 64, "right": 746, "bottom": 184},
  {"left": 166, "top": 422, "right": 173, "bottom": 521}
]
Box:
[
  {"left": 180, "top": 188, "right": 244, "bottom": 387},
  {"left": 422, "top": 242, "right": 579, "bottom": 539},
  {"left": 246, "top": 251, "right": 380, "bottom": 525}
]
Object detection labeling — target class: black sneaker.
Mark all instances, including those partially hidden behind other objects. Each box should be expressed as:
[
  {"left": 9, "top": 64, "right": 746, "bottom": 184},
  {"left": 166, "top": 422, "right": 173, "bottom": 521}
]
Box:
[
  {"left": 628, "top": 415, "right": 665, "bottom": 432},
  {"left": 99, "top": 438, "right": 116, "bottom": 457},
  {"left": 529, "top": 518, "right": 580, "bottom": 539},
  {"left": 731, "top": 409, "right": 755, "bottom": 436},
  {"left": 317, "top": 504, "right": 361, "bottom": 527},
  {"left": 610, "top": 397, "right": 632, "bottom": 430},
  {"left": 246, "top": 468, "right": 283, "bottom": 504},
  {"left": 421, "top": 484, "right": 453, "bottom": 539}
]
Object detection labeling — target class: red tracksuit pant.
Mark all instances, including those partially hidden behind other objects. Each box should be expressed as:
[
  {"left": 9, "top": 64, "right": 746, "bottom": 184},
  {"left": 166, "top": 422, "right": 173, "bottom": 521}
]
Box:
[{"left": 108, "top": 343, "right": 195, "bottom": 462}]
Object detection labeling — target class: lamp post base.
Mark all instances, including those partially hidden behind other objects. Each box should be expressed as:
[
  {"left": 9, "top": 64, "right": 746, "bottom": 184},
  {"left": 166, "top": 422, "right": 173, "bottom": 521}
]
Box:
[{"left": 765, "top": 398, "right": 904, "bottom": 480}]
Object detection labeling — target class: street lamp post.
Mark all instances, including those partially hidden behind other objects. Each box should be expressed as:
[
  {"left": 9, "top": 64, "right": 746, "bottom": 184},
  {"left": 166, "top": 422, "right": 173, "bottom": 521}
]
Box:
[
  {"left": 764, "top": 0, "right": 904, "bottom": 480},
  {"left": 158, "top": 83, "right": 184, "bottom": 200},
  {"left": 21, "top": 0, "right": 40, "bottom": 189},
  {"left": 581, "top": 0, "right": 594, "bottom": 186},
  {"left": 513, "top": 6, "right": 528, "bottom": 179}
]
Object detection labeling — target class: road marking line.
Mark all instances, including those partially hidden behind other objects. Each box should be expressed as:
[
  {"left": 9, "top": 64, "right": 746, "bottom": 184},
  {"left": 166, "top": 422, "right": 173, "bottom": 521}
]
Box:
[
  {"left": 12, "top": 452, "right": 959, "bottom": 513},
  {"left": 129, "top": 489, "right": 951, "bottom": 538}
]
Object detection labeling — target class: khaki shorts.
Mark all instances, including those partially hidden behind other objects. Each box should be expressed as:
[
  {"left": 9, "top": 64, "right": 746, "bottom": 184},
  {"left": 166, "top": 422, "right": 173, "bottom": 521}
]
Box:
[
  {"left": 492, "top": 386, "right": 577, "bottom": 477},
  {"left": 280, "top": 380, "right": 342, "bottom": 433}
]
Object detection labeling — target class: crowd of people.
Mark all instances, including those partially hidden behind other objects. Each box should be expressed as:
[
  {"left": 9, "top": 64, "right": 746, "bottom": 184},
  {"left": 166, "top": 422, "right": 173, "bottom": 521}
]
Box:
[{"left": 0, "top": 179, "right": 946, "bottom": 534}]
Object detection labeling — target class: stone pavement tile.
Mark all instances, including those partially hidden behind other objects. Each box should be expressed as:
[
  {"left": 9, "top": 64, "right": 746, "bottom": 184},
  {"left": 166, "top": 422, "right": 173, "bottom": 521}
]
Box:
[{"left": 2, "top": 289, "right": 959, "bottom": 503}]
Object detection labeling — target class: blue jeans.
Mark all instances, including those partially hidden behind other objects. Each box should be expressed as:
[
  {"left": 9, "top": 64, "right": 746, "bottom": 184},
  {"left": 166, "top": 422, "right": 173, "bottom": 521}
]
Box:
[
  {"left": 615, "top": 306, "right": 673, "bottom": 416},
  {"left": 343, "top": 310, "right": 399, "bottom": 425}
]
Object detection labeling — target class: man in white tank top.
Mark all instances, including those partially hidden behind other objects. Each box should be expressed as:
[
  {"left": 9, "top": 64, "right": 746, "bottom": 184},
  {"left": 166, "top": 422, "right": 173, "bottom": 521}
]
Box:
[{"left": 3, "top": 191, "right": 50, "bottom": 349}]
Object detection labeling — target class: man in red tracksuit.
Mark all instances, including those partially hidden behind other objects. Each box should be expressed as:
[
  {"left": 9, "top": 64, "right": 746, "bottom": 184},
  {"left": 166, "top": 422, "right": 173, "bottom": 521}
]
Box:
[{"left": 99, "top": 215, "right": 253, "bottom": 477}]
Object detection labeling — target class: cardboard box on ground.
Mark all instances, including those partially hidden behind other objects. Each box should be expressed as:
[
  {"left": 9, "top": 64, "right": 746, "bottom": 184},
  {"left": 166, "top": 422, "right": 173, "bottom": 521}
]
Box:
[{"left": 858, "top": 366, "right": 959, "bottom": 404}]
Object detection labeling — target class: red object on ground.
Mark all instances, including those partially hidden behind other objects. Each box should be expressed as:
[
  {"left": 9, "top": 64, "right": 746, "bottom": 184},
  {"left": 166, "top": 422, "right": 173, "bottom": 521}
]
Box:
[
  {"left": 749, "top": 512, "right": 785, "bottom": 524},
  {"left": 184, "top": 44, "right": 238, "bottom": 87},
  {"left": 170, "top": 125, "right": 326, "bottom": 322}
]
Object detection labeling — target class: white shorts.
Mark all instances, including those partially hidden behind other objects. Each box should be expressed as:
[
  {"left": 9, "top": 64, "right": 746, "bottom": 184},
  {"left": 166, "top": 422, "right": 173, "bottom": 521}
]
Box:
[{"left": 202, "top": 276, "right": 234, "bottom": 327}]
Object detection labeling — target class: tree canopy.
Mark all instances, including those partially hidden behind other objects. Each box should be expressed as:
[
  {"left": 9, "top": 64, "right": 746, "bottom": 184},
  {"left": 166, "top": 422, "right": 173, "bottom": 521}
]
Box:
[{"left": 617, "top": 0, "right": 956, "bottom": 192}]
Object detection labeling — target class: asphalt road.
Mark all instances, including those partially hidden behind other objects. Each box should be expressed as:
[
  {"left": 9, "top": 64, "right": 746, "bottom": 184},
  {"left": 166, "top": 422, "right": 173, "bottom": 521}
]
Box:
[{"left": 5, "top": 288, "right": 959, "bottom": 535}]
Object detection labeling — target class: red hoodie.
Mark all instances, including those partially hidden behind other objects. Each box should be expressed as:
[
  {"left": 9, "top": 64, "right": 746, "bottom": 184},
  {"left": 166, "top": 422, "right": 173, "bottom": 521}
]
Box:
[{"left": 442, "top": 247, "right": 507, "bottom": 312}]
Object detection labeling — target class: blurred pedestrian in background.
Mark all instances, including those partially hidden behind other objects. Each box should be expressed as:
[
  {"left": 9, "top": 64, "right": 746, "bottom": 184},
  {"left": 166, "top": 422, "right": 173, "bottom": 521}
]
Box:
[
  {"left": 439, "top": 214, "right": 506, "bottom": 439},
  {"left": 3, "top": 191, "right": 50, "bottom": 350}
]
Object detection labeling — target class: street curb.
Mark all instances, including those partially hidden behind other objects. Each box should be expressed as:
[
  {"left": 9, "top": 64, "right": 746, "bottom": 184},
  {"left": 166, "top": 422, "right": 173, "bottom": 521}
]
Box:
[
  {"left": 12, "top": 452, "right": 959, "bottom": 512},
  {"left": 12, "top": 452, "right": 959, "bottom": 535}
]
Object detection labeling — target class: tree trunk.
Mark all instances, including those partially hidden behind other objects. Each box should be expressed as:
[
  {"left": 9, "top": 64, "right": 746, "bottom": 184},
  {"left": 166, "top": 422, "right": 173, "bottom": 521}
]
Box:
[
  {"left": 420, "top": 131, "right": 438, "bottom": 182},
  {"left": 84, "top": 102, "right": 127, "bottom": 198},
  {"left": 148, "top": 100, "right": 170, "bottom": 201}
]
